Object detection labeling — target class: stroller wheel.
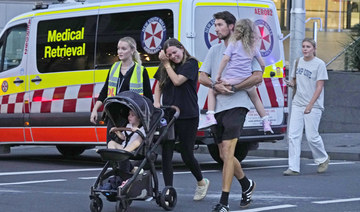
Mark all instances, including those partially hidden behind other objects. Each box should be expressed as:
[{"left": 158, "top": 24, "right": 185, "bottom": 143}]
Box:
[
  {"left": 115, "top": 200, "right": 128, "bottom": 212},
  {"left": 90, "top": 197, "right": 103, "bottom": 212},
  {"left": 160, "top": 186, "right": 177, "bottom": 211}
]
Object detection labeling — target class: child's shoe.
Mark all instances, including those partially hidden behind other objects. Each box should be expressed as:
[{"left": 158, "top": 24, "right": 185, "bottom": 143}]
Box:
[
  {"left": 262, "top": 119, "right": 274, "bottom": 134},
  {"left": 198, "top": 114, "right": 217, "bottom": 130}
]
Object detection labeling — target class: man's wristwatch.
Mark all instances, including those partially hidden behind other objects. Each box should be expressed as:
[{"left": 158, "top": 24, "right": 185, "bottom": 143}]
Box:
[
  {"left": 211, "top": 82, "right": 216, "bottom": 90},
  {"left": 231, "top": 85, "right": 236, "bottom": 92}
]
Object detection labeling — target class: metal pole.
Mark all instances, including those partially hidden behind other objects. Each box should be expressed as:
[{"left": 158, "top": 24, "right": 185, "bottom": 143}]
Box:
[
  {"left": 313, "top": 21, "right": 318, "bottom": 42},
  {"left": 287, "top": 0, "right": 306, "bottom": 139},
  {"left": 325, "top": 0, "right": 328, "bottom": 32},
  {"left": 338, "top": 0, "right": 342, "bottom": 32}
]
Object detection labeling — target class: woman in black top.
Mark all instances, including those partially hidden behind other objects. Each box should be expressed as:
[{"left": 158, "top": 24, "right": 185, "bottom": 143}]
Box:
[
  {"left": 90, "top": 37, "right": 153, "bottom": 142},
  {"left": 154, "top": 38, "right": 209, "bottom": 201}
]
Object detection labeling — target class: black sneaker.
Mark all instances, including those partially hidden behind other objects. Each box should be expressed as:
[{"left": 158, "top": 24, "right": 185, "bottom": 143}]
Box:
[
  {"left": 212, "top": 203, "right": 229, "bottom": 212},
  {"left": 240, "top": 179, "right": 256, "bottom": 208}
]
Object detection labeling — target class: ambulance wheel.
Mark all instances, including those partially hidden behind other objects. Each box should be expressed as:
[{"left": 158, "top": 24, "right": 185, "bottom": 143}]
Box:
[
  {"left": 160, "top": 186, "right": 177, "bottom": 211},
  {"left": 56, "top": 145, "right": 86, "bottom": 157},
  {"left": 90, "top": 197, "right": 103, "bottom": 212},
  {"left": 115, "top": 200, "right": 127, "bottom": 212},
  {"left": 207, "top": 142, "right": 249, "bottom": 164}
]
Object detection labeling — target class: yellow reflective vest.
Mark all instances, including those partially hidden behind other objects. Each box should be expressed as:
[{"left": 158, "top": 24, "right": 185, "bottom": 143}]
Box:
[{"left": 107, "top": 62, "right": 144, "bottom": 97}]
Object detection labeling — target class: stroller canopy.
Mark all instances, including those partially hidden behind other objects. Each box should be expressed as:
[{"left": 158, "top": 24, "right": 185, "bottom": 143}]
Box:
[{"left": 103, "top": 91, "right": 154, "bottom": 132}]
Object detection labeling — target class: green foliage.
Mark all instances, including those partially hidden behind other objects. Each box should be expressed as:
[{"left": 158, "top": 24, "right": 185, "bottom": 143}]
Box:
[{"left": 346, "top": 24, "right": 360, "bottom": 71}]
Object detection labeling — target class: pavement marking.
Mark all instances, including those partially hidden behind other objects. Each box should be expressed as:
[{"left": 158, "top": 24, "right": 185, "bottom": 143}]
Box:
[
  {"left": 307, "top": 161, "right": 355, "bottom": 166},
  {"left": 0, "top": 168, "right": 102, "bottom": 176},
  {"left": 312, "top": 197, "right": 360, "bottom": 204},
  {"left": 244, "top": 165, "right": 288, "bottom": 170},
  {"left": 0, "top": 179, "right": 67, "bottom": 186},
  {"left": 78, "top": 177, "right": 98, "bottom": 180},
  {"left": 232, "top": 204, "right": 297, "bottom": 212},
  {"left": 243, "top": 158, "right": 288, "bottom": 162}
]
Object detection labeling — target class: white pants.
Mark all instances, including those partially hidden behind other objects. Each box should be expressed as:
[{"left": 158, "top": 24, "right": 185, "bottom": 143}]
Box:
[{"left": 288, "top": 105, "right": 328, "bottom": 172}]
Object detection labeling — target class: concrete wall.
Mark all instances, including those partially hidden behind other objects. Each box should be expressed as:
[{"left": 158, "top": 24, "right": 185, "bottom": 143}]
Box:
[{"left": 320, "top": 71, "right": 360, "bottom": 133}]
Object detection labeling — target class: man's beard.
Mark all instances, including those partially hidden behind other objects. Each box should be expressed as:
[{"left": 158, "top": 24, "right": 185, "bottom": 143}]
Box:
[{"left": 218, "top": 32, "right": 231, "bottom": 41}]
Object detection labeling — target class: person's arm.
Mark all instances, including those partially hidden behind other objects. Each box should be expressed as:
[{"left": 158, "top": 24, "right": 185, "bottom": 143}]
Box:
[
  {"left": 159, "top": 50, "right": 188, "bottom": 86},
  {"left": 255, "top": 55, "right": 265, "bottom": 72},
  {"left": 304, "top": 80, "right": 324, "bottom": 114},
  {"left": 123, "top": 131, "right": 143, "bottom": 152},
  {"left": 216, "top": 55, "right": 230, "bottom": 82},
  {"left": 90, "top": 101, "right": 103, "bottom": 124},
  {"left": 153, "top": 82, "right": 162, "bottom": 108},
  {"left": 90, "top": 72, "right": 110, "bottom": 124},
  {"left": 229, "top": 71, "right": 263, "bottom": 92},
  {"left": 142, "top": 67, "right": 154, "bottom": 102}
]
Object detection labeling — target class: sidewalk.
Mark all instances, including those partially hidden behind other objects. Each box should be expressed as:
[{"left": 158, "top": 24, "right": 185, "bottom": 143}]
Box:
[{"left": 247, "top": 133, "right": 360, "bottom": 161}]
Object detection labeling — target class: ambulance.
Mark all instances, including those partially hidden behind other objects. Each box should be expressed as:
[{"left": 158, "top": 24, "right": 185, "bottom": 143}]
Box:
[{"left": 0, "top": 0, "right": 287, "bottom": 162}]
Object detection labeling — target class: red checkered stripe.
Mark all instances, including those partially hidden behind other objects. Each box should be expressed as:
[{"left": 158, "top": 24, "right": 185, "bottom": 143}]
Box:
[{"left": 0, "top": 83, "right": 105, "bottom": 114}]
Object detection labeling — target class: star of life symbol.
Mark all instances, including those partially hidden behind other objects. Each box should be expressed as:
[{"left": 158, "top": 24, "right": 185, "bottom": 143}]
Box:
[
  {"left": 2, "top": 80, "right": 8, "bottom": 92},
  {"left": 204, "top": 19, "right": 221, "bottom": 49},
  {"left": 254, "top": 19, "right": 274, "bottom": 57},
  {"left": 141, "top": 17, "right": 167, "bottom": 54}
]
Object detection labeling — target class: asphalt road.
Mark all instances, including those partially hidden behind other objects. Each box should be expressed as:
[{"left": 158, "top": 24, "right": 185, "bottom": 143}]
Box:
[{"left": 0, "top": 146, "right": 359, "bottom": 212}]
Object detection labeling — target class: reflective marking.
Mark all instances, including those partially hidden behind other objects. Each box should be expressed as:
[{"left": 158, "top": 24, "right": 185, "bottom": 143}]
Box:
[
  {"left": 0, "top": 168, "right": 102, "bottom": 176},
  {"left": 313, "top": 198, "right": 360, "bottom": 204},
  {"left": 232, "top": 204, "right": 297, "bottom": 212},
  {"left": 0, "top": 179, "right": 66, "bottom": 186}
]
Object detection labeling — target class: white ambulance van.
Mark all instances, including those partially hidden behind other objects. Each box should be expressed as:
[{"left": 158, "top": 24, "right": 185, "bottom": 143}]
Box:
[{"left": 0, "top": 0, "right": 287, "bottom": 161}]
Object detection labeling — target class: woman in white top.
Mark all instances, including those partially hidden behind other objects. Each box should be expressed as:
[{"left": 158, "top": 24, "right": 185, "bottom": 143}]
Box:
[{"left": 283, "top": 38, "right": 330, "bottom": 176}]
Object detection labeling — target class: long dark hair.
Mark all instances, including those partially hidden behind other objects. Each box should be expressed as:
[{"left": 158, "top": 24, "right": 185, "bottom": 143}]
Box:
[{"left": 158, "top": 38, "right": 196, "bottom": 89}]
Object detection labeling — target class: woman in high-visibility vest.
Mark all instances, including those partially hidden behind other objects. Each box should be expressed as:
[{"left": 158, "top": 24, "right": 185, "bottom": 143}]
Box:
[
  {"left": 154, "top": 38, "right": 210, "bottom": 201},
  {"left": 90, "top": 36, "right": 153, "bottom": 143}
]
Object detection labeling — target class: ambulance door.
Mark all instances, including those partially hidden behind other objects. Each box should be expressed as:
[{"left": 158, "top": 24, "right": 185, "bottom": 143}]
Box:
[
  {"left": 193, "top": 1, "right": 239, "bottom": 112},
  {"left": 0, "top": 20, "right": 29, "bottom": 143},
  {"left": 95, "top": 4, "right": 175, "bottom": 141},
  {"left": 27, "top": 11, "right": 98, "bottom": 143}
]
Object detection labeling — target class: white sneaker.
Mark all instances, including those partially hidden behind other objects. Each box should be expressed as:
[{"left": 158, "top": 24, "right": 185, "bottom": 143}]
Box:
[
  {"left": 198, "top": 114, "right": 217, "bottom": 130},
  {"left": 193, "top": 178, "right": 210, "bottom": 201}
]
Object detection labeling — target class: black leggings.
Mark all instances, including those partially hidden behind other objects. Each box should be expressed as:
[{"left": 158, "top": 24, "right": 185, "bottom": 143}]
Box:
[{"left": 161, "top": 117, "right": 203, "bottom": 186}]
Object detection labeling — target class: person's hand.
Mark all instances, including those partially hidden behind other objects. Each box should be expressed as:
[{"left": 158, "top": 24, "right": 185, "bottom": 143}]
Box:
[
  {"left": 154, "top": 102, "right": 161, "bottom": 108},
  {"left": 304, "top": 105, "right": 313, "bottom": 114},
  {"left": 159, "top": 50, "right": 170, "bottom": 65},
  {"left": 131, "top": 127, "right": 139, "bottom": 132},
  {"left": 215, "top": 75, "right": 222, "bottom": 83},
  {"left": 214, "top": 82, "right": 234, "bottom": 94},
  {"left": 284, "top": 79, "right": 295, "bottom": 88},
  {"left": 90, "top": 110, "right": 98, "bottom": 124}
]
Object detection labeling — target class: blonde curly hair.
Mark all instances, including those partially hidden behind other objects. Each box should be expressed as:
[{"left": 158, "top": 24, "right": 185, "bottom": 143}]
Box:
[{"left": 230, "top": 19, "right": 258, "bottom": 56}]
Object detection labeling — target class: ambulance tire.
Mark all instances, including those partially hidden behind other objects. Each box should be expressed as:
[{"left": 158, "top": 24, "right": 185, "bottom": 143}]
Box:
[
  {"left": 207, "top": 142, "right": 249, "bottom": 164},
  {"left": 56, "top": 145, "right": 86, "bottom": 157}
]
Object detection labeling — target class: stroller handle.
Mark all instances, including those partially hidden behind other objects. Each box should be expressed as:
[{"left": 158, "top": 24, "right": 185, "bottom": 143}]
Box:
[{"left": 161, "top": 105, "right": 180, "bottom": 119}]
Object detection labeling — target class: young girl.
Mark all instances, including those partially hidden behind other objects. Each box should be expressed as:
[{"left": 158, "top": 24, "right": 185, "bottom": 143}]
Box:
[
  {"left": 108, "top": 109, "right": 145, "bottom": 175},
  {"left": 199, "top": 19, "right": 273, "bottom": 134}
]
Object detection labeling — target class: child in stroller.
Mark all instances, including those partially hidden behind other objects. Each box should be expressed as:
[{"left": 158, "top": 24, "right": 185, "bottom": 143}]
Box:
[
  {"left": 90, "top": 91, "right": 179, "bottom": 212},
  {"left": 100, "top": 109, "right": 145, "bottom": 191}
]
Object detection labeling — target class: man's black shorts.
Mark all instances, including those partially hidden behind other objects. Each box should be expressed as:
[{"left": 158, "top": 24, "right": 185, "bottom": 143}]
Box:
[{"left": 212, "top": 107, "right": 248, "bottom": 144}]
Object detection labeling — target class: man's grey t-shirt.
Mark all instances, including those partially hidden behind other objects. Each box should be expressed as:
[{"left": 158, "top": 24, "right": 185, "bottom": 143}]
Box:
[{"left": 199, "top": 42, "right": 262, "bottom": 113}]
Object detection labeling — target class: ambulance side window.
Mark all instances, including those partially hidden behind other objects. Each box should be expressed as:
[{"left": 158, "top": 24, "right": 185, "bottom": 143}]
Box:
[
  {"left": 36, "top": 16, "right": 96, "bottom": 73},
  {"left": 96, "top": 9, "right": 174, "bottom": 68},
  {"left": 0, "top": 24, "right": 27, "bottom": 73}
]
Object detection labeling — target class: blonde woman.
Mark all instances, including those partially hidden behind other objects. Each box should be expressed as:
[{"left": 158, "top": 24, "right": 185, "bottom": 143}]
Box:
[
  {"left": 199, "top": 19, "right": 272, "bottom": 135},
  {"left": 283, "top": 38, "right": 330, "bottom": 176},
  {"left": 90, "top": 37, "right": 153, "bottom": 143}
]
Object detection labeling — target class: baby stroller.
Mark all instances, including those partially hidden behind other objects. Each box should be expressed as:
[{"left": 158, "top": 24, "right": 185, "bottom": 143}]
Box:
[{"left": 89, "top": 91, "right": 179, "bottom": 212}]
